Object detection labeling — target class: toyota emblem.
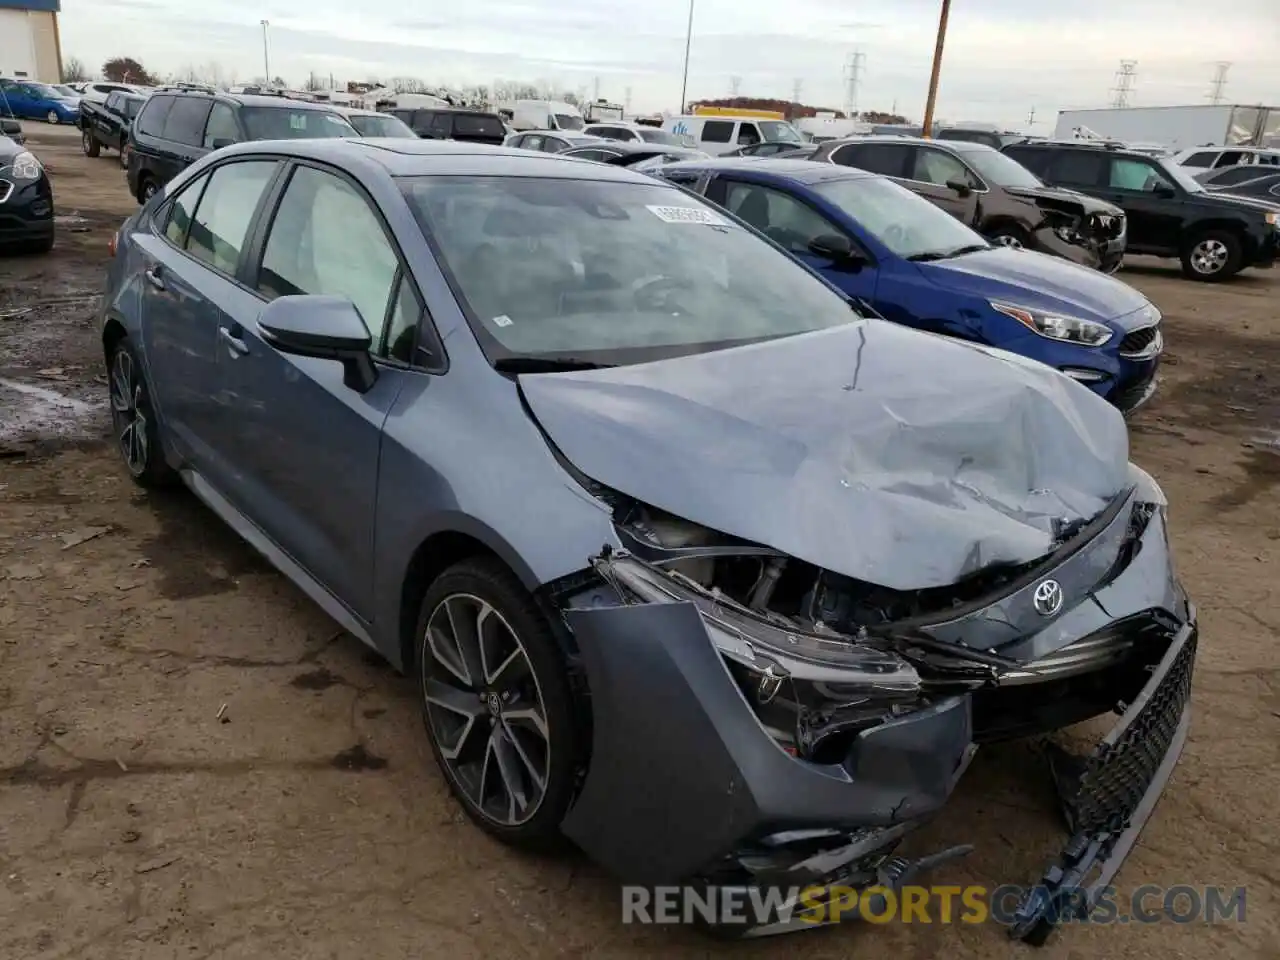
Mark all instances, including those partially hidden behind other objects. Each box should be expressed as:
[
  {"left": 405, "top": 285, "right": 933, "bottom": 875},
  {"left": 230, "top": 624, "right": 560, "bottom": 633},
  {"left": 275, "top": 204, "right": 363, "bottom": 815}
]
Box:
[{"left": 1033, "top": 579, "right": 1064, "bottom": 617}]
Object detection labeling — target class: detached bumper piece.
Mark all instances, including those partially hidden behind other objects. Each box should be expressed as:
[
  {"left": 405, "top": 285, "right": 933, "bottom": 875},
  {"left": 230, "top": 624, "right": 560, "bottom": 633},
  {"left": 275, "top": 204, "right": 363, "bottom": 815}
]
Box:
[{"left": 1010, "top": 617, "right": 1197, "bottom": 945}]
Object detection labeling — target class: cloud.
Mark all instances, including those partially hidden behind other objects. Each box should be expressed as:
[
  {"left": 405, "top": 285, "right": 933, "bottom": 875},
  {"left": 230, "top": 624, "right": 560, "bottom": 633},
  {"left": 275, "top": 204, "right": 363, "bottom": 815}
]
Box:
[{"left": 60, "top": 0, "right": 1280, "bottom": 126}]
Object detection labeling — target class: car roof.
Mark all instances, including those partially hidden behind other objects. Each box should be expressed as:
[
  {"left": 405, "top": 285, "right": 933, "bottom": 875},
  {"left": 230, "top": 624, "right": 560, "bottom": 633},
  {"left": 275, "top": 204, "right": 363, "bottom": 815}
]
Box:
[
  {"left": 147, "top": 90, "right": 339, "bottom": 111},
  {"left": 213, "top": 138, "right": 675, "bottom": 182},
  {"left": 662, "top": 156, "right": 873, "bottom": 183}
]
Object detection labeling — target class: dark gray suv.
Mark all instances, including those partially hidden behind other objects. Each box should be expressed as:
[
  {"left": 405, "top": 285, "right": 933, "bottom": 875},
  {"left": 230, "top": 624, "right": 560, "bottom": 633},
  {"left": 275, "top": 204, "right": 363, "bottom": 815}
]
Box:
[{"left": 811, "top": 136, "right": 1127, "bottom": 271}]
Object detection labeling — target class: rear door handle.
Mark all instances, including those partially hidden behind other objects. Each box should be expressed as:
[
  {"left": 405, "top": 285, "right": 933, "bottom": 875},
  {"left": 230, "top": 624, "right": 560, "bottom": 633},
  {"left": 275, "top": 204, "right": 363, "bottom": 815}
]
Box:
[
  {"left": 218, "top": 326, "right": 249, "bottom": 357},
  {"left": 144, "top": 266, "right": 165, "bottom": 290}
]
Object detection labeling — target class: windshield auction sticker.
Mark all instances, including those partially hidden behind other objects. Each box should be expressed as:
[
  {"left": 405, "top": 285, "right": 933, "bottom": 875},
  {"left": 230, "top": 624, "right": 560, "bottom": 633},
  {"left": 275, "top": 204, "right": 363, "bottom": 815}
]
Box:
[{"left": 646, "top": 205, "right": 730, "bottom": 226}]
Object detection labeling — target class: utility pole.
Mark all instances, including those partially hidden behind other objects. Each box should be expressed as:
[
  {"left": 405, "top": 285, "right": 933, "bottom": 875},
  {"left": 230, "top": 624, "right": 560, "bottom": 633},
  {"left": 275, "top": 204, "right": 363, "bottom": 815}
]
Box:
[
  {"left": 260, "top": 19, "right": 270, "bottom": 86},
  {"left": 1110, "top": 60, "right": 1138, "bottom": 108},
  {"left": 678, "top": 0, "right": 695, "bottom": 113},
  {"left": 1027, "top": 106, "right": 1036, "bottom": 127},
  {"left": 729, "top": 75, "right": 741, "bottom": 98},
  {"left": 920, "top": 0, "right": 952, "bottom": 138},
  {"left": 1207, "top": 61, "right": 1231, "bottom": 105},
  {"left": 843, "top": 51, "right": 865, "bottom": 118}
]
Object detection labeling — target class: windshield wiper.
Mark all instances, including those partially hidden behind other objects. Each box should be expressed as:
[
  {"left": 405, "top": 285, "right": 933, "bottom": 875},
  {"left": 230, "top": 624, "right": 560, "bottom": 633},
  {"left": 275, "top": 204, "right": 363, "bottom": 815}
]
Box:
[
  {"left": 494, "top": 356, "right": 616, "bottom": 373},
  {"left": 906, "top": 243, "right": 990, "bottom": 262}
]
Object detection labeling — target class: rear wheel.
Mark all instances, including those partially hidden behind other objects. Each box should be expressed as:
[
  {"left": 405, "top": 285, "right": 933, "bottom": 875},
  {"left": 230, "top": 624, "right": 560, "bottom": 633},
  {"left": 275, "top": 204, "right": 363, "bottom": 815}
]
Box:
[
  {"left": 82, "top": 130, "right": 101, "bottom": 157},
  {"left": 119, "top": 141, "right": 131, "bottom": 170},
  {"left": 138, "top": 175, "right": 158, "bottom": 203},
  {"left": 46, "top": 110, "right": 60, "bottom": 124},
  {"left": 415, "top": 557, "right": 582, "bottom": 850},
  {"left": 1181, "top": 230, "right": 1242, "bottom": 282},
  {"left": 107, "top": 336, "right": 177, "bottom": 487}
]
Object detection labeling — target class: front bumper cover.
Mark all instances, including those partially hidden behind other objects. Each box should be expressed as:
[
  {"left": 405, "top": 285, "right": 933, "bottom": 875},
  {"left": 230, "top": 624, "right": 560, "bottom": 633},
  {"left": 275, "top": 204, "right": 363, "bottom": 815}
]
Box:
[{"left": 559, "top": 488, "right": 1194, "bottom": 943}]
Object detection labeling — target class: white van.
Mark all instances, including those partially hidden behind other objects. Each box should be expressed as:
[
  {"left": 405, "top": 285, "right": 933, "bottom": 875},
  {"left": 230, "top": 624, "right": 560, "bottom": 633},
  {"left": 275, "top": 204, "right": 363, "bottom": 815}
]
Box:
[
  {"left": 507, "top": 99, "right": 585, "bottom": 132},
  {"left": 661, "top": 115, "right": 804, "bottom": 155}
]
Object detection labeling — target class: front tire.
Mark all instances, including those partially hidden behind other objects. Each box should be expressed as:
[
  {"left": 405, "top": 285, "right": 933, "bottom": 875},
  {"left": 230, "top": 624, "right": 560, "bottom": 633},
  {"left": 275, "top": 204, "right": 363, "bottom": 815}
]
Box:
[
  {"left": 137, "top": 175, "right": 157, "bottom": 203},
  {"left": 107, "top": 336, "right": 177, "bottom": 488},
  {"left": 46, "top": 110, "right": 60, "bottom": 125},
  {"left": 987, "top": 224, "right": 1031, "bottom": 250},
  {"left": 416, "top": 557, "right": 582, "bottom": 850},
  {"left": 1181, "top": 230, "right": 1242, "bottom": 282},
  {"left": 82, "top": 131, "right": 100, "bottom": 157}
]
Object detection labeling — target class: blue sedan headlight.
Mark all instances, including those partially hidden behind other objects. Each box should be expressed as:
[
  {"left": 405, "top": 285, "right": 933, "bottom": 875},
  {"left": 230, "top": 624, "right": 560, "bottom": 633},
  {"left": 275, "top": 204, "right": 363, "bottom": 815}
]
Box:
[{"left": 990, "top": 301, "right": 1113, "bottom": 347}]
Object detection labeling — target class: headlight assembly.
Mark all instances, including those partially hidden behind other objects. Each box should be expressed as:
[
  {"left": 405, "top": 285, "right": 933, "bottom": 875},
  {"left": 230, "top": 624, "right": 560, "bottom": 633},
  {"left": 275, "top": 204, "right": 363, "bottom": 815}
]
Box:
[
  {"left": 9, "top": 151, "right": 42, "bottom": 182},
  {"left": 991, "top": 301, "right": 1114, "bottom": 347}
]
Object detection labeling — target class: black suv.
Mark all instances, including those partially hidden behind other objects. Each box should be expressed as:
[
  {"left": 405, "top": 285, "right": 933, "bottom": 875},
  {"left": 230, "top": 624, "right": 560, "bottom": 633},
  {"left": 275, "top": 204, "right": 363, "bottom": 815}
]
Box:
[
  {"left": 1004, "top": 140, "right": 1280, "bottom": 282},
  {"left": 386, "top": 108, "right": 506, "bottom": 145},
  {"left": 125, "top": 91, "right": 357, "bottom": 202}
]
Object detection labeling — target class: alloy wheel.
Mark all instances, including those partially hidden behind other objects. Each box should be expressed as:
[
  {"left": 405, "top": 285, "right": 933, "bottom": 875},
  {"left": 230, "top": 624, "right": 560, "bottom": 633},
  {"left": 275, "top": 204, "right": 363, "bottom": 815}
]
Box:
[
  {"left": 993, "top": 233, "right": 1023, "bottom": 250},
  {"left": 1190, "top": 238, "right": 1228, "bottom": 275},
  {"left": 421, "top": 593, "right": 551, "bottom": 827},
  {"left": 108, "top": 349, "right": 149, "bottom": 476},
  {"left": 82, "top": 132, "right": 91, "bottom": 153},
  {"left": 47, "top": 110, "right": 59, "bottom": 124}
]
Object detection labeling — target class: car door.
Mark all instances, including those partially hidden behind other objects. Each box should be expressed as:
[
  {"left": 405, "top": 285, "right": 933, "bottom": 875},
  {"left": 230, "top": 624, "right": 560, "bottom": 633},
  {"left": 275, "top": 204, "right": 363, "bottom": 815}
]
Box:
[
  {"left": 213, "top": 162, "right": 419, "bottom": 616},
  {"left": 707, "top": 177, "right": 879, "bottom": 303},
  {"left": 429, "top": 112, "right": 454, "bottom": 140},
  {"left": 1094, "top": 156, "right": 1183, "bottom": 254},
  {"left": 132, "top": 159, "right": 282, "bottom": 476},
  {"left": 1, "top": 80, "right": 33, "bottom": 119},
  {"left": 157, "top": 97, "right": 212, "bottom": 185},
  {"left": 905, "top": 145, "right": 981, "bottom": 225}
]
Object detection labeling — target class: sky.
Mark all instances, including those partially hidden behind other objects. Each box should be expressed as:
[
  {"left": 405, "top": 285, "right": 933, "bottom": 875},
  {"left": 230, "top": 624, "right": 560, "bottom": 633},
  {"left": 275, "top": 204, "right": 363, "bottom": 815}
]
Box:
[{"left": 58, "top": 0, "right": 1280, "bottom": 129}]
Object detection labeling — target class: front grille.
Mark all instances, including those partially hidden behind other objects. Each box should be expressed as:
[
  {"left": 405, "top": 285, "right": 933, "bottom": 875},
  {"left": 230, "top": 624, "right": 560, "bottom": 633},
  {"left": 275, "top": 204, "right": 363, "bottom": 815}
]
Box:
[
  {"left": 1058, "top": 627, "right": 1195, "bottom": 834},
  {"left": 1119, "top": 323, "right": 1161, "bottom": 357}
]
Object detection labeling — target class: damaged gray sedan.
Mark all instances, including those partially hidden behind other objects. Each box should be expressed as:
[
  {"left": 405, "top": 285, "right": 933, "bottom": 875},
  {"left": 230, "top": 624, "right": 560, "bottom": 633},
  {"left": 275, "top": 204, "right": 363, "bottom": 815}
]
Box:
[{"left": 99, "top": 140, "right": 1196, "bottom": 945}]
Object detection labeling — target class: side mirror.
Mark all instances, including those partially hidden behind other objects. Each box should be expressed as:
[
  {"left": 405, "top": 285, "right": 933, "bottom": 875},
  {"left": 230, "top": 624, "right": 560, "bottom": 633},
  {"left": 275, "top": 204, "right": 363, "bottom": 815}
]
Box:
[
  {"left": 257, "top": 295, "right": 377, "bottom": 393},
  {"left": 211, "top": 138, "right": 235, "bottom": 149},
  {"left": 808, "top": 233, "right": 864, "bottom": 268},
  {"left": 1151, "top": 183, "right": 1176, "bottom": 198},
  {"left": 945, "top": 178, "right": 973, "bottom": 198}
]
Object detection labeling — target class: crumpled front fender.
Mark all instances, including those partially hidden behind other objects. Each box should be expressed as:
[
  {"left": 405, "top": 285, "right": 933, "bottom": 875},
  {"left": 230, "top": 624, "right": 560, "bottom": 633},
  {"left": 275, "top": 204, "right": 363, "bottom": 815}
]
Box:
[{"left": 561, "top": 601, "right": 972, "bottom": 884}]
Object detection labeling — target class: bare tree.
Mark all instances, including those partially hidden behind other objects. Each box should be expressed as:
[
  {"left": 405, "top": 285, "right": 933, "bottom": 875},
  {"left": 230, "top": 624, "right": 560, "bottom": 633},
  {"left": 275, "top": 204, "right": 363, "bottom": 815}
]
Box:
[{"left": 62, "top": 56, "right": 89, "bottom": 83}]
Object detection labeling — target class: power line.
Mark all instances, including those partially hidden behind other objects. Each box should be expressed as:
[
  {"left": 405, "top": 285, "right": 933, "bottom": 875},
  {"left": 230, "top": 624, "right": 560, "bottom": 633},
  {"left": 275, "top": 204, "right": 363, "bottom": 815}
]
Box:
[
  {"left": 844, "top": 50, "right": 866, "bottom": 118},
  {"left": 1207, "top": 61, "right": 1231, "bottom": 105},
  {"left": 1110, "top": 60, "right": 1138, "bottom": 108}
]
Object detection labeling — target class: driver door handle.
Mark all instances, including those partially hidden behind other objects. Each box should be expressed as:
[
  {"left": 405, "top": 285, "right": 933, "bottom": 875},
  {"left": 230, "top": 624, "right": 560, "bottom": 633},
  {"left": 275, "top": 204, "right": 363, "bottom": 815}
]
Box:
[
  {"left": 144, "top": 266, "right": 165, "bottom": 290},
  {"left": 218, "top": 325, "right": 249, "bottom": 357}
]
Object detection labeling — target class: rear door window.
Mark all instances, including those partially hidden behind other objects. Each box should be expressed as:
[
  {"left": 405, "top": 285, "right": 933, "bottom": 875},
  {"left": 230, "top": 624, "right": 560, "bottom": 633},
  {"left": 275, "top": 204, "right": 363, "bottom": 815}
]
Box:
[
  {"left": 135, "top": 95, "right": 173, "bottom": 137},
  {"left": 1182, "top": 151, "right": 1219, "bottom": 168},
  {"left": 832, "top": 142, "right": 910, "bottom": 177},
  {"left": 521, "top": 134, "right": 545, "bottom": 151},
  {"left": 722, "top": 180, "right": 842, "bottom": 256},
  {"left": 184, "top": 161, "right": 279, "bottom": 275},
  {"left": 162, "top": 97, "right": 213, "bottom": 146},
  {"left": 1049, "top": 150, "right": 1106, "bottom": 186},
  {"left": 454, "top": 114, "right": 505, "bottom": 138},
  {"left": 1003, "top": 146, "right": 1050, "bottom": 175}
]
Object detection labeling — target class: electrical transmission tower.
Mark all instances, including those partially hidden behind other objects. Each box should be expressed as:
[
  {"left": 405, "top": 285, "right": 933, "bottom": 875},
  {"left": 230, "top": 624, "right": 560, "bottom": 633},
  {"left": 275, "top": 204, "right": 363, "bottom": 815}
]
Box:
[
  {"left": 792, "top": 77, "right": 803, "bottom": 106},
  {"left": 624, "top": 86, "right": 632, "bottom": 113},
  {"left": 844, "top": 50, "right": 866, "bottom": 118},
  {"left": 1207, "top": 62, "right": 1231, "bottom": 104},
  {"left": 1110, "top": 60, "right": 1137, "bottom": 108},
  {"left": 729, "top": 75, "right": 741, "bottom": 98}
]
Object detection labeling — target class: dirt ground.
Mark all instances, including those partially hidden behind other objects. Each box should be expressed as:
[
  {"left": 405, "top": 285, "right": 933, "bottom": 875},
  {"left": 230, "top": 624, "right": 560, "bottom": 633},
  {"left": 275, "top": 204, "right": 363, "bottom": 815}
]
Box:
[{"left": 1, "top": 125, "right": 1277, "bottom": 960}]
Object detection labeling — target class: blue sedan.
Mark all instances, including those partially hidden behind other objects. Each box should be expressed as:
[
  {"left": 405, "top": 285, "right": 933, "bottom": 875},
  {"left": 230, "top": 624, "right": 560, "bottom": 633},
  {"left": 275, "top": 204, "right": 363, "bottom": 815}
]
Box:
[
  {"left": 0, "top": 79, "right": 81, "bottom": 125},
  {"left": 659, "top": 158, "right": 1163, "bottom": 413}
]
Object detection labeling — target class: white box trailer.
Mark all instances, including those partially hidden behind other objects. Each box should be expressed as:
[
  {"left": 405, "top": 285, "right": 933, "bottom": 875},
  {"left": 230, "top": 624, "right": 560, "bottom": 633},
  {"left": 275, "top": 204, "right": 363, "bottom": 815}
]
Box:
[{"left": 1053, "top": 105, "right": 1280, "bottom": 151}]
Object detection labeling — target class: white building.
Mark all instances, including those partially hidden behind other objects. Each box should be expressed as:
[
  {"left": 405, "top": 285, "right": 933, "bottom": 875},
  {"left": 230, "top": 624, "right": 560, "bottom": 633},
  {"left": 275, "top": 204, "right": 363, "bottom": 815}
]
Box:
[{"left": 0, "top": 0, "right": 62, "bottom": 84}]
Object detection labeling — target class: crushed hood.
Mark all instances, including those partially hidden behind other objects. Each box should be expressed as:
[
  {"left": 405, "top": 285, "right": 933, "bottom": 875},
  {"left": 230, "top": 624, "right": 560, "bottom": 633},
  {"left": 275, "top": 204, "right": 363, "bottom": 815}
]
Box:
[
  {"left": 519, "top": 320, "right": 1131, "bottom": 592},
  {"left": 918, "top": 246, "right": 1150, "bottom": 323},
  {"left": 1003, "top": 183, "right": 1122, "bottom": 215}
]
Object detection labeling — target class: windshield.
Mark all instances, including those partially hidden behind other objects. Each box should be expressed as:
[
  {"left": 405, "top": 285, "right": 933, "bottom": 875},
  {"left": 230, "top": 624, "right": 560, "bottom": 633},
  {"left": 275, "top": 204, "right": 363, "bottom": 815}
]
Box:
[
  {"left": 240, "top": 108, "right": 355, "bottom": 139},
  {"left": 760, "top": 121, "right": 803, "bottom": 143},
  {"left": 1157, "top": 158, "right": 1205, "bottom": 193},
  {"left": 814, "top": 176, "right": 988, "bottom": 260},
  {"left": 638, "top": 128, "right": 685, "bottom": 145},
  {"left": 349, "top": 113, "right": 417, "bottom": 138},
  {"left": 554, "top": 114, "right": 585, "bottom": 131},
  {"left": 961, "top": 148, "right": 1043, "bottom": 188},
  {"left": 399, "top": 175, "right": 860, "bottom": 364}
]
